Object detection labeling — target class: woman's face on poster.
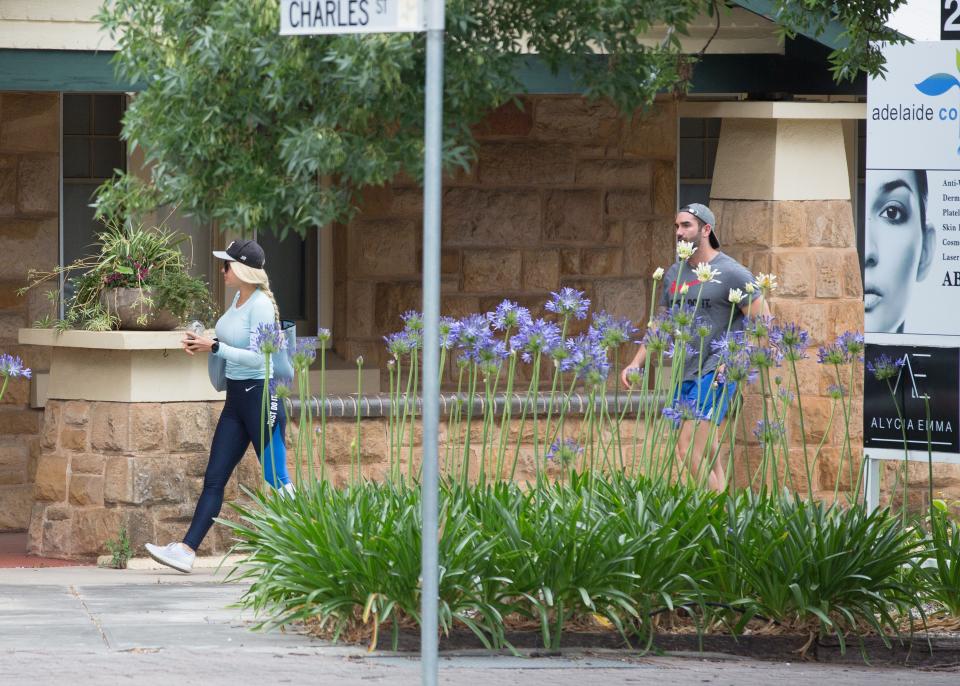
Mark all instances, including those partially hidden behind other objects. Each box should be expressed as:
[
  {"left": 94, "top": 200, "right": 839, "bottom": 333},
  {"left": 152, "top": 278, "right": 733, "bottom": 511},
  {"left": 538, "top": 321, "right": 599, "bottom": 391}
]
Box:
[{"left": 864, "top": 170, "right": 934, "bottom": 333}]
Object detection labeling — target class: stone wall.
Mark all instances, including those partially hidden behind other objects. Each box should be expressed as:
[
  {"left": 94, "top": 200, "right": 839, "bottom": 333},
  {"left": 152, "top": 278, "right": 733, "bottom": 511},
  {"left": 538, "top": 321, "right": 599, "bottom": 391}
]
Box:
[
  {"left": 333, "top": 96, "right": 678, "bottom": 386},
  {"left": 0, "top": 92, "right": 59, "bottom": 531},
  {"left": 29, "top": 399, "right": 262, "bottom": 558}
]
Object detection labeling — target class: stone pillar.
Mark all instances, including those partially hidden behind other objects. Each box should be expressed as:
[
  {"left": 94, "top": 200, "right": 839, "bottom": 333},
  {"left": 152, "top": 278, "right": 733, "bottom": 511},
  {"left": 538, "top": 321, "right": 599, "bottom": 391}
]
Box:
[
  {"left": 709, "top": 117, "right": 863, "bottom": 498},
  {"left": 0, "top": 92, "right": 60, "bottom": 531}
]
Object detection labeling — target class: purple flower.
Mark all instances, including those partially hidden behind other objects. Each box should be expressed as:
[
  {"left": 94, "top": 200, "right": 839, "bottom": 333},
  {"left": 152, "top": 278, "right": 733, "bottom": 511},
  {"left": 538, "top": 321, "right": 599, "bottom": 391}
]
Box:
[
  {"left": 317, "top": 327, "right": 332, "bottom": 343},
  {"left": 250, "top": 322, "right": 286, "bottom": 355},
  {"left": 866, "top": 353, "right": 905, "bottom": 382},
  {"left": 0, "top": 353, "right": 31, "bottom": 380},
  {"left": 642, "top": 325, "right": 672, "bottom": 355},
  {"left": 291, "top": 337, "right": 318, "bottom": 370},
  {"left": 401, "top": 310, "right": 423, "bottom": 332},
  {"left": 457, "top": 314, "right": 493, "bottom": 350},
  {"left": 743, "top": 315, "right": 774, "bottom": 342},
  {"left": 718, "top": 353, "right": 757, "bottom": 385},
  {"left": 748, "top": 345, "right": 782, "bottom": 370},
  {"left": 384, "top": 331, "right": 416, "bottom": 358},
  {"left": 753, "top": 419, "right": 785, "bottom": 445},
  {"left": 666, "top": 340, "right": 696, "bottom": 360},
  {"left": 546, "top": 438, "right": 584, "bottom": 466},
  {"left": 662, "top": 398, "right": 707, "bottom": 427},
  {"left": 474, "top": 339, "right": 509, "bottom": 373},
  {"left": 439, "top": 316, "right": 461, "bottom": 350},
  {"left": 589, "top": 311, "right": 636, "bottom": 349},
  {"left": 562, "top": 334, "right": 610, "bottom": 381},
  {"left": 710, "top": 330, "right": 747, "bottom": 359},
  {"left": 817, "top": 331, "right": 864, "bottom": 366},
  {"left": 488, "top": 300, "right": 532, "bottom": 331},
  {"left": 545, "top": 287, "right": 590, "bottom": 320},
  {"left": 667, "top": 303, "right": 697, "bottom": 330},
  {"left": 770, "top": 323, "right": 809, "bottom": 361},
  {"left": 510, "top": 318, "right": 561, "bottom": 363}
]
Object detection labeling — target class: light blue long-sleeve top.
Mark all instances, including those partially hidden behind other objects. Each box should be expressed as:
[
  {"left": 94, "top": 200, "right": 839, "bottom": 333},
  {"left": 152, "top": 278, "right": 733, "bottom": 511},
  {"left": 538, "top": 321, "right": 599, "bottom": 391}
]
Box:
[{"left": 213, "top": 289, "right": 276, "bottom": 381}]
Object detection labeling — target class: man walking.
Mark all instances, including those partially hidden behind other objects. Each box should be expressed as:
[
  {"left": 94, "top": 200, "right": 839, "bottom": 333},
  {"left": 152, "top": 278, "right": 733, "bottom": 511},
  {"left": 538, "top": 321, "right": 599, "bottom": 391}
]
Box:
[{"left": 621, "top": 203, "right": 769, "bottom": 491}]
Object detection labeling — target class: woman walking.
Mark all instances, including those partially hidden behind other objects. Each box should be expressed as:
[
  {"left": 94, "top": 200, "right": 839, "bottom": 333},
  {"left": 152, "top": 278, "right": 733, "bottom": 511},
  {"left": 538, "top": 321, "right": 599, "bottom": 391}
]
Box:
[{"left": 146, "top": 239, "right": 293, "bottom": 573}]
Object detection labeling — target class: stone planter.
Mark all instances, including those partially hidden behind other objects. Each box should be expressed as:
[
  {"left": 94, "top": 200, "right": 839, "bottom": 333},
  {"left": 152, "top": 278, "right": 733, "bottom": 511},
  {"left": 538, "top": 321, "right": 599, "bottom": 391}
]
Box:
[{"left": 99, "top": 287, "right": 179, "bottom": 331}]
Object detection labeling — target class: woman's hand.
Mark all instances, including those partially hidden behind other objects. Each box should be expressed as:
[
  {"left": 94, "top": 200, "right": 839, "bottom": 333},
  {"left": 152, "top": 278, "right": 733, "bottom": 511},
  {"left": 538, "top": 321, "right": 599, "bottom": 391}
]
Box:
[{"left": 182, "top": 331, "right": 215, "bottom": 355}]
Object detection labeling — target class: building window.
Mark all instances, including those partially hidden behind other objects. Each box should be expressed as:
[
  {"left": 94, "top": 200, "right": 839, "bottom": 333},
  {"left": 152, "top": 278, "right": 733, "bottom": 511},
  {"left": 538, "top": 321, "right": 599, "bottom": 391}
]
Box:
[
  {"left": 678, "top": 117, "right": 721, "bottom": 208},
  {"left": 61, "top": 93, "right": 126, "bottom": 277}
]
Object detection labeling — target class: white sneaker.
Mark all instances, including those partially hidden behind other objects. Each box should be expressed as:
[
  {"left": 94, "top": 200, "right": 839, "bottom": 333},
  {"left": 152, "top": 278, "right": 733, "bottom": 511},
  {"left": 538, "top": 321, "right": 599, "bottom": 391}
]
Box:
[{"left": 145, "top": 542, "right": 195, "bottom": 574}]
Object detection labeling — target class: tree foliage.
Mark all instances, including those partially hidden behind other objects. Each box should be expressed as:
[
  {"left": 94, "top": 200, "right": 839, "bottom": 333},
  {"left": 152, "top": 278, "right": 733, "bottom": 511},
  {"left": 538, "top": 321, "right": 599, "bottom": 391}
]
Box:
[{"left": 96, "top": 0, "right": 909, "bottom": 237}]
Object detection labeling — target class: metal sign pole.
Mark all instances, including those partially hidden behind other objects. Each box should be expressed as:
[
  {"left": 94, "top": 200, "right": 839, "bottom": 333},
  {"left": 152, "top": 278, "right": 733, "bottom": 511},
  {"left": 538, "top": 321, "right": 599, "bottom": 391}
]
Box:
[{"left": 420, "top": 1, "right": 444, "bottom": 684}]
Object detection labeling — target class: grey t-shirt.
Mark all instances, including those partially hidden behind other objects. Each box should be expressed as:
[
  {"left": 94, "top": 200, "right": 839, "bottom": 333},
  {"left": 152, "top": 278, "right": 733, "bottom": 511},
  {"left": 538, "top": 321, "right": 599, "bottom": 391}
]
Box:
[{"left": 658, "top": 252, "right": 755, "bottom": 382}]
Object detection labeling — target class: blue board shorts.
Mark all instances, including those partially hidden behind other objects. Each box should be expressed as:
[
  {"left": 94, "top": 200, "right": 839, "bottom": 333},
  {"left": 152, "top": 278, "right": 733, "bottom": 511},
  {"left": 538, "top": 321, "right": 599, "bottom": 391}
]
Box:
[{"left": 675, "top": 371, "right": 736, "bottom": 424}]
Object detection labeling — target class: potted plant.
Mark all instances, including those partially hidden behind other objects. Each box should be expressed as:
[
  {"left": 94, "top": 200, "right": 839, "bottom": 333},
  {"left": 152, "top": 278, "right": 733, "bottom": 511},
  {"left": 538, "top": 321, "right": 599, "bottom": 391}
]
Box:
[{"left": 20, "top": 224, "right": 215, "bottom": 331}]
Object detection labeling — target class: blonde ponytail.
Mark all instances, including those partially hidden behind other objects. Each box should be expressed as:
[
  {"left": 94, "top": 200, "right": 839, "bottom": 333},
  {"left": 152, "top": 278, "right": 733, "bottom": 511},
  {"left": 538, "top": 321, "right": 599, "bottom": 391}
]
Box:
[{"left": 230, "top": 262, "right": 281, "bottom": 324}]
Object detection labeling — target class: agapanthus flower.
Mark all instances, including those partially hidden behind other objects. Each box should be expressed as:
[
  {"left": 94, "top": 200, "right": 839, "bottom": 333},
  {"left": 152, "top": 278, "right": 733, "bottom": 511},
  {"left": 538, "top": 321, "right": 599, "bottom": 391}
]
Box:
[
  {"left": 676, "top": 240, "right": 697, "bottom": 261},
  {"left": 457, "top": 314, "right": 493, "bottom": 350},
  {"left": 718, "top": 354, "right": 757, "bottom": 385},
  {"left": 743, "top": 315, "right": 774, "bottom": 342},
  {"left": 488, "top": 299, "right": 532, "bottom": 331},
  {"left": 668, "top": 303, "right": 697, "bottom": 330},
  {"left": 546, "top": 438, "right": 584, "bottom": 466},
  {"left": 666, "top": 340, "right": 696, "bottom": 360},
  {"left": 624, "top": 367, "right": 643, "bottom": 387},
  {"left": 778, "top": 387, "right": 796, "bottom": 405},
  {"left": 474, "top": 339, "right": 509, "bottom": 375},
  {"left": 510, "top": 318, "right": 561, "bottom": 363},
  {"left": 753, "top": 273, "right": 778, "bottom": 293},
  {"left": 679, "top": 282, "right": 690, "bottom": 295},
  {"left": 652, "top": 267, "right": 665, "bottom": 281},
  {"left": 0, "top": 353, "right": 31, "bottom": 379},
  {"left": 827, "top": 384, "right": 845, "bottom": 399},
  {"left": 317, "top": 328, "right": 332, "bottom": 343},
  {"left": 693, "top": 263, "right": 721, "bottom": 283},
  {"left": 866, "top": 353, "right": 905, "bottom": 382},
  {"left": 642, "top": 326, "right": 672, "bottom": 356},
  {"left": 384, "top": 331, "right": 416, "bottom": 358},
  {"left": 694, "top": 318, "right": 712, "bottom": 341},
  {"left": 728, "top": 288, "right": 744, "bottom": 304},
  {"left": 439, "top": 316, "right": 461, "bottom": 350},
  {"left": 744, "top": 282, "right": 756, "bottom": 295},
  {"left": 753, "top": 419, "right": 786, "bottom": 445},
  {"left": 291, "top": 337, "right": 318, "bottom": 370},
  {"left": 817, "top": 331, "right": 864, "bottom": 366},
  {"left": 250, "top": 322, "right": 286, "bottom": 355},
  {"left": 748, "top": 345, "right": 782, "bottom": 370},
  {"left": 662, "top": 398, "right": 707, "bottom": 427},
  {"left": 401, "top": 310, "right": 423, "bottom": 348},
  {"left": 562, "top": 334, "right": 610, "bottom": 381},
  {"left": 545, "top": 287, "right": 590, "bottom": 320},
  {"left": 770, "top": 323, "right": 809, "bottom": 362},
  {"left": 589, "top": 311, "right": 636, "bottom": 350},
  {"left": 710, "top": 331, "right": 747, "bottom": 359}
]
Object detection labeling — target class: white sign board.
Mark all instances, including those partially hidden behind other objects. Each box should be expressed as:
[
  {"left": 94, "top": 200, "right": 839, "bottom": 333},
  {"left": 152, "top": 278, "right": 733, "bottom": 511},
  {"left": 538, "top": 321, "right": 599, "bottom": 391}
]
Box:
[
  {"left": 280, "top": 0, "right": 423, "bottom": 35},
  {"left": 864, "top": 42, "right": 960, "bottom": 466}
]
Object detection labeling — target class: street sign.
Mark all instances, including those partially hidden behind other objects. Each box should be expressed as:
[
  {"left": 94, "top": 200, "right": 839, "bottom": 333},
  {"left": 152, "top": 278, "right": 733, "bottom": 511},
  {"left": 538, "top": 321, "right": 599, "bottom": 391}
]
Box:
[{"left": 280, "top": 0, "right": 423, "bottom": 35}]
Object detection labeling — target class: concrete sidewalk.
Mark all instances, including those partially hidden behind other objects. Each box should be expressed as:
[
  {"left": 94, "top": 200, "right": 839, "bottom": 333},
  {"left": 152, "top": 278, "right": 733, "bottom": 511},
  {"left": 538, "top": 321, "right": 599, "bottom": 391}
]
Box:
[{"left": 1, "top": 565, "right": 957, "bottom": 685}]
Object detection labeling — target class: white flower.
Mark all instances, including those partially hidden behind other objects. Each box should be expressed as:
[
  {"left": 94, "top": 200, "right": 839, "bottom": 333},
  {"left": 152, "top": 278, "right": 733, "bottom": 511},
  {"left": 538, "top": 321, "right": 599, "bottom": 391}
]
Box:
[
  {"left": 676, "top": 240, "right": 697, "bottom": 261},
  {"left": 728, "top": 288, "right": 744, "bottom": 304},
  {"left": 652, "top": 267, "right": 664, "bottom": 281},
  {"left": 754, "top": 273, "right": 778, "bottom": 293},
  {"left": 693, "top": 263, "right": 720, "bottom": 283},
  {"left": 744, "top": 282, "right": 756, "bottom": 295},
  {"left": 679, "top": 283, "right": 690, "bottom": 295}
]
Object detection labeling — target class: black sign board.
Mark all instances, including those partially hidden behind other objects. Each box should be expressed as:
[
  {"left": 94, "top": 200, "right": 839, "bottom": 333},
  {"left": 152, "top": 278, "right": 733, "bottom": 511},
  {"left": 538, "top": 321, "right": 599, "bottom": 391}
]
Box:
[
  {"left": 863, "top": 344, "right": 960, "bottom": 454},
  {"left": 944, "top": 1, "right": 960, "bottom": 40}
]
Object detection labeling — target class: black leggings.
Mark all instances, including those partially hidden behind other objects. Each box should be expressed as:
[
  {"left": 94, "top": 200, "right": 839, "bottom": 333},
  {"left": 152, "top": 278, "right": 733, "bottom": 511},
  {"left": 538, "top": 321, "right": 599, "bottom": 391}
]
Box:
[{"left": 183, "top": 378, "right": 290, "bottom": 550}]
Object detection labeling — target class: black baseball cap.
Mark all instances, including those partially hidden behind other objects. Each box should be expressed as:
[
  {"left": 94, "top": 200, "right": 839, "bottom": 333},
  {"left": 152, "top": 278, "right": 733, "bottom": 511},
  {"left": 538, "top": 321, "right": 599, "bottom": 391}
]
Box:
[
  {"left": 678, "top": 203, "right": 719, "bottom": 248},
  {"left": 213, "top": 239, "right": 266, "bottom": 269}
]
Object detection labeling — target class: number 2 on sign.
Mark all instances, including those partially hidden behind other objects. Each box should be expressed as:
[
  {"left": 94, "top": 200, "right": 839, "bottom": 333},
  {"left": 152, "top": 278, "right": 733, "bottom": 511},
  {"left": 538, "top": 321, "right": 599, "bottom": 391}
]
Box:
[{"left": 947, "top": 0, "right": 960, "bottom": 31}]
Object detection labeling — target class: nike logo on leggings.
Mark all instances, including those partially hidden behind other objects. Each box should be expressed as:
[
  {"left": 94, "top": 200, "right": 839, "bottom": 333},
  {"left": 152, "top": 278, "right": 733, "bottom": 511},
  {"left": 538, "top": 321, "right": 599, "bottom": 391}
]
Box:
[{"left": 245, "top": 385, "right": 256, "bottom": 392}]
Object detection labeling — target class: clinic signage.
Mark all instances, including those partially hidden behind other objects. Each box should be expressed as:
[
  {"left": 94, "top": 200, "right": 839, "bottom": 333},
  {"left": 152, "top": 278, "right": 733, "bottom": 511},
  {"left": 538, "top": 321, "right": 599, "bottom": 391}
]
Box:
[
  {"left": 280, "top": 0, "right": 423, "bottom": 35},
  {"left": 865, "top": 42, "right": 960, "bottom": 459}
]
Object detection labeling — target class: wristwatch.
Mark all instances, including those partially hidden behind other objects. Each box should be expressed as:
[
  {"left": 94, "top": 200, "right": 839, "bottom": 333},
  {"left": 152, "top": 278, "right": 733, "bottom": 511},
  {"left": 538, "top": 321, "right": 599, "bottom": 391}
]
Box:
[{"left": 211, "top": 339, "right": 220, "bottom": 354}]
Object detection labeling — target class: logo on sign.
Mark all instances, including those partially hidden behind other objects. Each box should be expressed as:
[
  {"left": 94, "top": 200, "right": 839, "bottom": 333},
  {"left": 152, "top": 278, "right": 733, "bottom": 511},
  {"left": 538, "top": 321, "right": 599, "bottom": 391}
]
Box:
[{"left": 914, "top": 50, "right": 960, "bottom": 154}]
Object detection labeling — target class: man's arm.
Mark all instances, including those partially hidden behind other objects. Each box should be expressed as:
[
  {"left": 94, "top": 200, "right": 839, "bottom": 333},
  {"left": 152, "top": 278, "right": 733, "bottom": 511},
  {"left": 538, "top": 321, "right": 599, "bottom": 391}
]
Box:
[{"left": 740, "top": 296, "right": 772, "bottom": 319}]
